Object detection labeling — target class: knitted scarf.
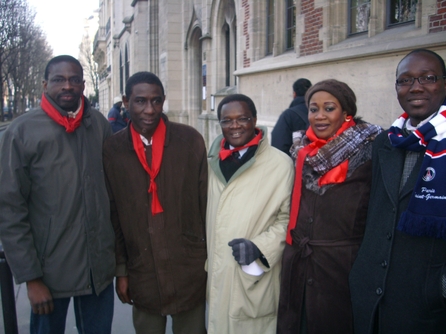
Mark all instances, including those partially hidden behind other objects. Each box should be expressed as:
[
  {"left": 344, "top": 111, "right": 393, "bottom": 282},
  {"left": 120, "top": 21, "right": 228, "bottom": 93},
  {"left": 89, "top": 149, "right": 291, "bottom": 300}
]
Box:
[
  {"left": 388, "top": 102, "right": 446, "bottom": 240},
  {"left": 286, "top": 120, "right": 382, "bottom": 244},
  {"left": 219, "top": 129, "right": 262, "bottom": 160},
  {"left": 130, "top": 120, "right": 166, "bottom": 215},
  {"left": 41, "top": 93, "right": 84, "bottom": 132}
]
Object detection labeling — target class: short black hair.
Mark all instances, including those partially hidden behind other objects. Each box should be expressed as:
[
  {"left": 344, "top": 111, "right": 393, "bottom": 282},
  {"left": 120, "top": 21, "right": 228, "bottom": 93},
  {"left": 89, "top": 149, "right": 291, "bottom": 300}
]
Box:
[
  {"left": 217, "top": 94, "right": 257, "bottom": 120},
  {"left": 292, "top": 78, "right": 312, "bottom": 96},
  {"left": 397, "top": 49, "right": 446, "bottom": 76},
  {"left": 125, "top": 71, "right": 165, "bottom": 97},
  {"left": 44, "top": 55, "right": 83, "bottom": 80}
]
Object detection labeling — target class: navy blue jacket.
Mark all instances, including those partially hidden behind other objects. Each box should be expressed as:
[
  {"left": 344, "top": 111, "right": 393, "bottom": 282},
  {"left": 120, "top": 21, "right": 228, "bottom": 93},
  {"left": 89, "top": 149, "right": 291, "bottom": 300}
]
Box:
[{"left": 271, "top": 96, "right": 309, "bottom": 156}]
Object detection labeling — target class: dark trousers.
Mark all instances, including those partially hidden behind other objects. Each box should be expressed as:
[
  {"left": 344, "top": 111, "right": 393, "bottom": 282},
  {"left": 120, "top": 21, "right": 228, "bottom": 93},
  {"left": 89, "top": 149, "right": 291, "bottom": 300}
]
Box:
[
  {"left": 132, "top": 301, "right": 207, "bottom": 334},
  {"left": 30, "top": 282, "right": 114, "bottom": 334}
]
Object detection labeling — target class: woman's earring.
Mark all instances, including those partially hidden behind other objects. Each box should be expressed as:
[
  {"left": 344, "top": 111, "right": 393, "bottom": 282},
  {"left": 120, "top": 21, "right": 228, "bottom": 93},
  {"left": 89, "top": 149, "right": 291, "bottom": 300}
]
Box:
[{"left": 345, "top": 117, "right": 352, "bottom": 122}]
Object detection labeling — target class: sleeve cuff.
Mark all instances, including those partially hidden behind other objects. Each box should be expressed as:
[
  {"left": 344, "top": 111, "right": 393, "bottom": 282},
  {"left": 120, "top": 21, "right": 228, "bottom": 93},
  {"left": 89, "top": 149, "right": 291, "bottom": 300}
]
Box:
[{"left": 115, "top": 263, "right": 128, "bottom": 276}]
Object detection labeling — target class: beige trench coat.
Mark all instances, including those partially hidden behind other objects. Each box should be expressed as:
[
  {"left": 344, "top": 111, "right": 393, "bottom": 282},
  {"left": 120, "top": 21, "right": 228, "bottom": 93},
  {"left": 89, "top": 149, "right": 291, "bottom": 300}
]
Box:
[{"left": 206, "top": 128, "right": 294, "bottom": 334}]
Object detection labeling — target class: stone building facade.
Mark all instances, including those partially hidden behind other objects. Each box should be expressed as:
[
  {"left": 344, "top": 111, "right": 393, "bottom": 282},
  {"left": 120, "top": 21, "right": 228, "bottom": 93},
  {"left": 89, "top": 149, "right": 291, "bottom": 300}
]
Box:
[{"left": 93, "top": 0, "right": 446, "bottom": 147}]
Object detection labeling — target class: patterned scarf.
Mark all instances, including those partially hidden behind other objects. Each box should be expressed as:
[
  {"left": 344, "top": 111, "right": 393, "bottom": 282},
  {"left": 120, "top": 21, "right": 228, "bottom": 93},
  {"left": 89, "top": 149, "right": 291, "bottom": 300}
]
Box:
[
  {"left": 130, "top": 120, "right": 166, "bottom": 215},
  {"left": 388, "top": 102, "right": 446, "bottom": 239},
  {"left": 41, "top": 93, "right": 84, "bottom": 132},
  {"left": 286, "top": 120, "right": 382, "bottom": 245},
  {"left": 219, "top": 129, "right": 262, "bottom": 160}
]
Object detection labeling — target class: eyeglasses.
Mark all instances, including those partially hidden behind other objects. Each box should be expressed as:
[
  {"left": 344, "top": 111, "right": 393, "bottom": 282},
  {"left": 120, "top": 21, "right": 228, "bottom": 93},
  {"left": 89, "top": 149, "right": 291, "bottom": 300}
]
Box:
[
  {"left": 219, "top": 117, "right": 252, "bottom": 128},
  {"left": 395, "top": 75, "right": 446, "bottom": 86}
]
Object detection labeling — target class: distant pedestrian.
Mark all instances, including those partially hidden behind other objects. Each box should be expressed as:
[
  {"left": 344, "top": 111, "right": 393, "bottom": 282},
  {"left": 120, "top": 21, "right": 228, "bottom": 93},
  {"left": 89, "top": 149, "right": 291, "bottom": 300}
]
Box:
[
  {"left": 272, "top": 78, "right": 312, "bottom": 155},
  {"left": 0, "top": 55, "right": 115, "bottom": 334},
  {"left": 108, "top": 96, "right": 127, "bottom": 132}
]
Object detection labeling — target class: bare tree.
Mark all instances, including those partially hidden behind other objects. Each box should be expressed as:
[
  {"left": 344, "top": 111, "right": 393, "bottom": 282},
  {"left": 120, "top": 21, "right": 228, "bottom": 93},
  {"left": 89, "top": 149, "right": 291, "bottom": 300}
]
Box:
[
  {"left": 7, "top": 27, "right": 52, "bottom": 114},
  {"left": 0, "top": 0, "right": 26, "bottom": 119},
  {"left": 79, "top": 35, "right": 99, "bottom": 106},
  {"left": 0, "top": 0, "right": 52, "bottom": 120}
]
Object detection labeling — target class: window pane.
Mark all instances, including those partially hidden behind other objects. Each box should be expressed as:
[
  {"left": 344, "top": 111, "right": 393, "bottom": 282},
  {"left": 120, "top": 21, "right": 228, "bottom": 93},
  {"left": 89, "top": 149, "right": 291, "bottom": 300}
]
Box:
[
  {"left": 389, "top": 0, "right": 417, "bottom": 25},
  {"left": 286, "top": 0, "right": 296, "bottom": 50},
  {"left": 350, "top": 0, "right": 370, "bottom": 34},
  {"left": 267, "top": 0, "right": 275, "bottom": 54}
]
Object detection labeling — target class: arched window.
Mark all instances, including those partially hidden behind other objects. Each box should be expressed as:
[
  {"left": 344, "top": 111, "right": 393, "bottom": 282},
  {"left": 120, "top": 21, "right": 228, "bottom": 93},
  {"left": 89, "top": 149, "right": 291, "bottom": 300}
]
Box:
[{"left": 224, "top": 23, "right": 230, "bottom": 86}]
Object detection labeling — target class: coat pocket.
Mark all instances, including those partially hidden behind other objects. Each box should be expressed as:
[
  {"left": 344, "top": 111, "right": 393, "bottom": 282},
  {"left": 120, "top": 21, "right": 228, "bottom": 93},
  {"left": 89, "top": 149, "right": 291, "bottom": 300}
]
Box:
[{"left": 228, "top": 264, "right": 277, "bottom": 319}]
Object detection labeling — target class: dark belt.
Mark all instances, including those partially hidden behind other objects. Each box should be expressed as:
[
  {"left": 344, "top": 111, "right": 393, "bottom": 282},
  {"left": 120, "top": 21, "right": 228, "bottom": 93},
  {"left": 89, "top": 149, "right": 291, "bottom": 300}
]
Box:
[{"left": 291, "top": 230, "right": 363, "bottom": 258}]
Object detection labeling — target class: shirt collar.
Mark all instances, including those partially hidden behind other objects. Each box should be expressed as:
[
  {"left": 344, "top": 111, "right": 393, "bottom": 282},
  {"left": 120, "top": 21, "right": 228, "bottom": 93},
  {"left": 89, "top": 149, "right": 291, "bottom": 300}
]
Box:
[
  {"left": 405, "top": 112, "right": 437, "bottom": 132},
  {"left": 66, "top": 98, "right": 83, "bottom": 119},
  {"left": 140, "top": 134, "right": 152, "bottom": 146},
  {"left": 229, "top": 145, "right": 248, "bottom": 157}
]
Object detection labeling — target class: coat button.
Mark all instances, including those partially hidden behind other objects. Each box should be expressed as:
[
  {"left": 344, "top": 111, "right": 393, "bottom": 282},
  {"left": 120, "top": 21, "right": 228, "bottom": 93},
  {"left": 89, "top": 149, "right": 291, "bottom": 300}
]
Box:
[
  {"left": 381, "top": 260, "right": 388, "bottom": 268},
  {"left": 307, "top": 278, "right": 314, "bottom": 285},
  {"left": 308, "top": 218, "right": 313, "bottom": 224},
  {"left": 376, "top": 288, "right": 383, "bottom": 295},
  {"left": 386, "top": 232, "right": 392, "bottom": 240}
]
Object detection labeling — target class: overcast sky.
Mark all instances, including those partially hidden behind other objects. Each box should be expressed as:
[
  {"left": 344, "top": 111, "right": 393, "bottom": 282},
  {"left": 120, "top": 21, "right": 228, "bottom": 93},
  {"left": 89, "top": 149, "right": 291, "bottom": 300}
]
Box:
[{"left": 27, "top": 0, "right": 99, "bottom": 58}]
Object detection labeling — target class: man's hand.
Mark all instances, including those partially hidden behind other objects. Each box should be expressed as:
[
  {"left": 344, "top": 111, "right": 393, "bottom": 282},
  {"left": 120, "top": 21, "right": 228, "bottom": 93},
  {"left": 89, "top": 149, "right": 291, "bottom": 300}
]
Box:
[
  {"left": 228, "top": 238, "right": 261, "bottom": 265},
  {"left": 27, "top": 278, "right": 54, "bottom": 315},
  {"left": 116, "top": 276, "right": 133, "bottom": 305}
]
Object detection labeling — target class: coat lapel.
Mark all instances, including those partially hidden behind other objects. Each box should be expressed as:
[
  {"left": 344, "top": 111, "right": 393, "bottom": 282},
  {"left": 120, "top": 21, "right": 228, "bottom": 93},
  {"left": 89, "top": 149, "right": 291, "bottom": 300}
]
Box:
[{"left": 377, "top": 139, "right": 405, "bottom": 206}]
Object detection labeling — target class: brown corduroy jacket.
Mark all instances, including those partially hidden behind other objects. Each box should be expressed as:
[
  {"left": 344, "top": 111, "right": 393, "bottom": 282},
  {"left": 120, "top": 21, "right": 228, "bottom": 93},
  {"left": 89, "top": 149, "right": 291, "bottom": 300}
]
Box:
[{"left": 103, "top": 114, "right": 208, "bottom": 315}]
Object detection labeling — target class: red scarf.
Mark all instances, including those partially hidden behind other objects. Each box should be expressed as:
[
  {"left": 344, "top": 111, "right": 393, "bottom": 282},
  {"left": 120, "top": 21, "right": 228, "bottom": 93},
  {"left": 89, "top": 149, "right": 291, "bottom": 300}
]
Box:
[
  {"left": 41, "top": 93, "right": 84, "bottom": 132},
  {"left": 130, "top": 120, "right": 166, "bottom": 215},
  {"left": 219, "top": 129, "right": 262, "bottom": 160},
  {"left": 286, "top": 118, "right": 355, "bottom": 244}
]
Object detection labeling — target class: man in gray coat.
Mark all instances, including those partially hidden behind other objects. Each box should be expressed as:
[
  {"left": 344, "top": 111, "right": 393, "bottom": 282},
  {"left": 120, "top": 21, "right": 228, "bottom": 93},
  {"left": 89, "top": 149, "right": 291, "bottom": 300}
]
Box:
[
  {"left": 0, "top": 55, "right": 115, "bottom": 334},
  {"left": 349, "top": 49, "right": 446, "bottom": 333}
]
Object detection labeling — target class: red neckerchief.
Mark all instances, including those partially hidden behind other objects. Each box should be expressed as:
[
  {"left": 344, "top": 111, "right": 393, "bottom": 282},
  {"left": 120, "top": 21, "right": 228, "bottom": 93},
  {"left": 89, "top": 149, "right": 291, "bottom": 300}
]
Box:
[
  {"left": 286, "top": 118, "right": 356, "bottom": 245},
  {"left": 130, "top": 119, "right": 166, "bottom": 215},
  {"left": 219, "top": 129, "right": 262, "bottom": 160},
  {"left": 40, "top": 93, "right": 84, "bottom": 133}
]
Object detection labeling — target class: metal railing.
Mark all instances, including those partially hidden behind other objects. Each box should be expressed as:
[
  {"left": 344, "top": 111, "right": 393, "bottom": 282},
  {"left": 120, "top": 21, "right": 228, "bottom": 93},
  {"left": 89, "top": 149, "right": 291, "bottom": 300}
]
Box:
[{"left": 0, "top": 244, "right": 18, "bottom": 334}]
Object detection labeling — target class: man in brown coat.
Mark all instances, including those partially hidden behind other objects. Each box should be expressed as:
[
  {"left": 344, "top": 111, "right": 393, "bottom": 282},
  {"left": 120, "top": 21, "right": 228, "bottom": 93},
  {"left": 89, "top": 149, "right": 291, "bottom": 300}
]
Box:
[{"left": 103, "top": 72, "right": 207, "bottom": 334}]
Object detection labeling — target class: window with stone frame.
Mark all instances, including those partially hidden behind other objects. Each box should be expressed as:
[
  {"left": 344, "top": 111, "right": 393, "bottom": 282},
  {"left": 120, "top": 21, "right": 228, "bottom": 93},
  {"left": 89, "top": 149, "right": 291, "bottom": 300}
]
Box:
[
  {"left": 125, "top": 45, "right": 130, "bottom": 84},
  {"left": 286, "top": 0, "right": 296, "bottom": 50},
  {"left": 119, "top": 52, "right": 123, "bottom": 94},
  {"left": 388, "top": 0, "right": 417, "bottom": 26},
  {"left": 349, "top": 0, "right": 371, "bottom": 34},
  {"left": 267, "top": 0, "right": 275, "bottom": 55}
]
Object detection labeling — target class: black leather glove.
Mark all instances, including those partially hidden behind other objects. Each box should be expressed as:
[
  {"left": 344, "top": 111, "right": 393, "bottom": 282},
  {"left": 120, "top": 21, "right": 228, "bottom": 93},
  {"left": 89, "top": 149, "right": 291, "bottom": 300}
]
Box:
[{"left": 228, "top": 238, "right": 261, "bottom": 265}]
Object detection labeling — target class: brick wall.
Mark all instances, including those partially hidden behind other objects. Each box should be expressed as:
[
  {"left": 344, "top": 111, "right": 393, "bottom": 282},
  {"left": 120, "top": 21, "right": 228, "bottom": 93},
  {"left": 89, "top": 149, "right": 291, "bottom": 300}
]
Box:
[
  {"left": 242, "top": 0, "right": 251, "bottom": 67},
  {"left": 429, "top": 0, "right": 446, "bottom": 33},
  {"left": 300, "top": 0, "right": 323, "bottom": 56}
]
